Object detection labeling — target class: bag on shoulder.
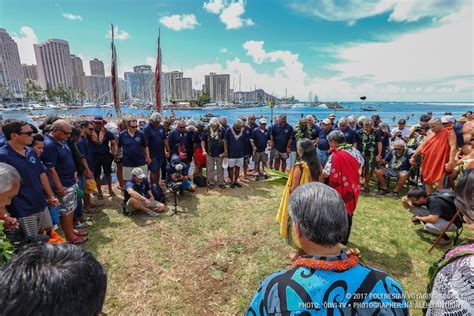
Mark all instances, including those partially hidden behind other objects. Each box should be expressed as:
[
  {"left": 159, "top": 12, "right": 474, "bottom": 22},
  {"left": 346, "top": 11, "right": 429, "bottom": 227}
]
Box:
[{"left": 193, "top": 174, "right": 207, "bottom": 187}]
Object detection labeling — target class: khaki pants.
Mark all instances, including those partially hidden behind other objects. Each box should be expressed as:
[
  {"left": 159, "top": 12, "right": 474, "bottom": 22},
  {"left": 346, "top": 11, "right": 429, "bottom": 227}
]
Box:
[{"left": 207, "top": 156, "right": 224, "bottom": 185}]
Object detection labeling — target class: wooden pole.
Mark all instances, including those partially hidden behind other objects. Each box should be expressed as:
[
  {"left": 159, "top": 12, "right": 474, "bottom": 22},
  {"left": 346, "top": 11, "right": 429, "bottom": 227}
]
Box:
[{"left": 428, "top": 211, "right": 460, "bottom": 253}]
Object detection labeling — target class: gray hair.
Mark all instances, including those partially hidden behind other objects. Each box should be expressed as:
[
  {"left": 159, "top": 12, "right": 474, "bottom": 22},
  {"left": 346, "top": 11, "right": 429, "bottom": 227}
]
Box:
[
  {"left": 357, "top": 116, "right": 366, "bottom": 123},
  {"left": 364, "top": 119, "right": 373, "bottom": 126},
  {"left": 298, "top": 118, "right": 307, "bottom": 125},
  {"left": 338, "top": 117, "right": 348, "bottom": 126},
  {"left": 289, "top": 182, "right": 348, "bottom": 246},
  {"left": 0, "top": 162, "right": 21, "bottom": 193},
  {"left": 455, "top": 172, "right": 474, "bottom": 221},
  {"left": 327, "top": 130, "right": 346, "bottom": 144},
  {"left": 393, "top": 139, "right": 406, "bottom": 148},
  {"left": 347, "top": 115, "right": 356, "bottom": 123},
  {"left": 209, "top": 117, "right": 219, "bottom": 126},
  {"left": 429, "top": 118, "right": 442, "bottom": 125},
  {"left": 234, "top": 119, "right": 244, "bottom": 127},
  {"left": 305, "top": 115, "right": 314, "bottom": 121},
  {"left": 149, "top": 112, "right": 162, "bottom": 122},
  {"left": 51, "top": 119, "right": 69, "bottom": 131}
]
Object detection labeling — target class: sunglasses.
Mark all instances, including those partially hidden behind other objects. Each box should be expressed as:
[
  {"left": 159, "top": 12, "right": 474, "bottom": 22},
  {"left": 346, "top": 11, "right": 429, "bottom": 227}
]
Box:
[
  {"left": 19, "top": 131, "right": 34, "bottom": 136},
  {"left": 129, "top": 125, "right": 138, "bottom": 129}
]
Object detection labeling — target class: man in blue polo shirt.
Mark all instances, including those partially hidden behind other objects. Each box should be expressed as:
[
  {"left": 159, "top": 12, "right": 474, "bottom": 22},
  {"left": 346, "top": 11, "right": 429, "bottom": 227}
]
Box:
[
  {"left": 224, "top": 119, "right": 245, "bottom": 188},
  {"left": 317, "top": 119, "right": 332, "bottom": 166},
  {"left": 202, "top": 117, "right": 226, "bottom": 189},
  {"left": 250, "top": 118, "right": 271, "bottom": 181},
  {"left": 241, "top": 116, "right": 253, "bottom": 178},
  {"left": 270, "top": 115, "right": 293, "bottom": 172},
  {"left": 168, "top": 120, "right": 193, "bottom": 165},
  {"left": 337, "top": 117, "right": 356, "bottom": 145},
  {"left": 41, "top": 120, "right": 87, "bottom": 244},
  {"left": 306, "top": 115, "right": 320, "bottom": 146},
  {"left": 88, "top": 116, "right": 117, "bottom": 198},
  {"left": 118, "top": 119, "right": 150, "bottom": 182},
  {"left": 77, "top": 121, "right": 95, "bottom": 213},
  {"left": 0, "top": 119, "right": 58, "bottom": 240},
  {"left": 0, "top": 114, "right": 5, "bottom": 147},
  {"left": 143, "top": 112, "right": 170, "bottom": 185}
]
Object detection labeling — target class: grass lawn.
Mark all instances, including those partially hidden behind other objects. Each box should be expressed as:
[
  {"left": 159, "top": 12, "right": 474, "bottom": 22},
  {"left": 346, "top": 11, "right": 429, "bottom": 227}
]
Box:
[{"left": 83, "top": 180, "right": 473, "bottom": 315}]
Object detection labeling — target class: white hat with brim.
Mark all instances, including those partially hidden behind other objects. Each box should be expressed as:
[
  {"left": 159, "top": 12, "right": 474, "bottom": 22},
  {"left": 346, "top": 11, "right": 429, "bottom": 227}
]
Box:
[
  {"left": 131, "top": 168, "right": 147, "bottom": 179},
  {"left": 259, "top": 118, "right": 267, "bottom": 124}
]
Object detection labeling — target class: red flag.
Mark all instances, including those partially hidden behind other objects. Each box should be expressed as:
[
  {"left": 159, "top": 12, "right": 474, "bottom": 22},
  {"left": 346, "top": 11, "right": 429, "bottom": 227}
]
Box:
[
  {"left": 155, "top": 29, "right": 162, "bottom": 113},
  {"left": 111, "top": 24, "right": 122, "bottom": 118}
]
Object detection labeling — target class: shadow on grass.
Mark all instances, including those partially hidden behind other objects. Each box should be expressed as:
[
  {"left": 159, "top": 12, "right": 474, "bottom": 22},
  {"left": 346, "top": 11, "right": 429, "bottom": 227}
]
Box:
[
  {"left": 82, "top": 210, "right": 115, "bottom": 254},
  {"left": 349, "top": 238, "right": 414, "bottom": 278}
]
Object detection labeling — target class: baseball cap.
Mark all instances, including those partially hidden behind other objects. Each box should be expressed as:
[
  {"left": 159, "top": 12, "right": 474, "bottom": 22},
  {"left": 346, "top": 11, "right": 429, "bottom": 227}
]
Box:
[
  {"left": 441, "top": 115, "right": 455, "bottom": 124},
  {"left": 259, "top": 118, "right": 267, "bottom": 124},
  {"left": 131, "top": 168, "right": 147, "bottom": 179},
  {"left": 322, "top": 118, "right": 331, "bottom": 124},
  {"left": 92, "top": 115, "right": 107, "bottom": 124},
  {"left": 328, "top": 113, "right": 336, "bottom": 118}
]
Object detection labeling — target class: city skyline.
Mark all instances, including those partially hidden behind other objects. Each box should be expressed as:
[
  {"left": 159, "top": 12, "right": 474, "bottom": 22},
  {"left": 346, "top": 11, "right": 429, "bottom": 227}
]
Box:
[{"left": 1, "top": 0, "right": 473, "bottom": 101}]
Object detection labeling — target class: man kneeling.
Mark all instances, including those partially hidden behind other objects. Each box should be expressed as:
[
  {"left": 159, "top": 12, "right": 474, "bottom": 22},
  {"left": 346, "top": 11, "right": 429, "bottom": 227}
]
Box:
[
  {"left": 402, "top": 188, "right": 461, "bottom": 245},
  {"left": 166, "top": 155, "right": 197, "bottom": 193},
  {"left": 124, "top": 168, "right": 166, "bottom": 217}
]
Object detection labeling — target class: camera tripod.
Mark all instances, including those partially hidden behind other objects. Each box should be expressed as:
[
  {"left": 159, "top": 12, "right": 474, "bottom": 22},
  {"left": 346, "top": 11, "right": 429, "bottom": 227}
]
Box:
[{"left": 169, "top": 187, "right": 187, "bottom": 216}]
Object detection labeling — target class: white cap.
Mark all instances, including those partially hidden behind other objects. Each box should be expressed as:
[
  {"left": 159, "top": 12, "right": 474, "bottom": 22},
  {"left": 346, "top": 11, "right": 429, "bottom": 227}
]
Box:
[
  {"left": 131, "top": 168, "right": 147, "bottom": 179},
  {"left": 259, "top": 118, "right": 267, "bottom": 124},
  {"left": 322, "top": 118, "right": 331, "bottom": 124},
  {"left": 441, "top": 115, "right": 455, "bottom": 123}
]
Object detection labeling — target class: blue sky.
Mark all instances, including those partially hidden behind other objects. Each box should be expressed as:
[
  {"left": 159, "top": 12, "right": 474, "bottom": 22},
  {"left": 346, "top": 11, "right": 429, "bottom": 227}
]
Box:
[{"left": 1, "top": 0, "right": 473, "bottom": 101}]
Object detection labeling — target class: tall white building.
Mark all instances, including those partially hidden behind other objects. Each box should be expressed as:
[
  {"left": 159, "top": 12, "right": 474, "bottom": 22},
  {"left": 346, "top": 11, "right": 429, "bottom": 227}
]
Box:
[
  {"left": 204, "top": 72, "right": 230, "bottom": 103},
  {"left": 34, "top": 39, "right": 73, "bottom": 90},
  {"left": 70, "top": 54, "right": 84, "bottom": 92},
  {"left": 0, "top": 28, "right": 24, "bottom": 97},
  {"left": 90, "top": 58, "right": 105, "bottom": 77},
  {"left": 22, "top": 64, "right": 38, "bottom": 81},
  {"left": 124, "top": 65, "right": 155, "bottom": 102}
]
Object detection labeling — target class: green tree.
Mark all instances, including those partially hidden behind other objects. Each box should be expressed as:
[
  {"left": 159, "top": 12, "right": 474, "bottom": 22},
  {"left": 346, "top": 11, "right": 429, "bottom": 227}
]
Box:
[
  {"left": 45, "top": 87, "right": 56, "bottom": 102},
  {"left": 78, "top": 90, "right": 86, "bottom": 104},
  {"left": 24, "top": 79, "right": 43, "bottom": 102},
  {"left": 0, "top": 83, "right": 14, "bottom": 99},
  {"left": 197, "top": 93, "right": 210, "bottom": 106}
]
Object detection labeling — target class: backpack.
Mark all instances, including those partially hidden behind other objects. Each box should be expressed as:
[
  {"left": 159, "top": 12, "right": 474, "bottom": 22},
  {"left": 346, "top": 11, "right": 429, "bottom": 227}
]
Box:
[{"left": 193, "top": 173, "right": 207, "bottom": 187}]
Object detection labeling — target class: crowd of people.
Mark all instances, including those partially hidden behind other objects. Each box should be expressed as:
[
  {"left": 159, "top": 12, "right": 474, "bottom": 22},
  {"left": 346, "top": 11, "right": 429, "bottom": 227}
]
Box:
[{"left": 0, "top": 109, "right": 472, "bottom": 314}]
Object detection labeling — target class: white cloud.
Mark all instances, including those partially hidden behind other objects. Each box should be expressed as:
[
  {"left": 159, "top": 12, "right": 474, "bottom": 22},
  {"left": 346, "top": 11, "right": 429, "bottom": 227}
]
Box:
[
  {"left": 106, "top": 26, "right": 130, "bottom": 40},
  {"left": 203, "top": 0, "right": 225, "bottom": 14},
  {"left": 288, "top": 0, "right": 465, "bottom": 25},
  {"left": 11, "top": 26, "right": 38, "bottom": 65},
  {"left": 63, "top": 13, "right": 83, "bottom": 21},
  {"left": 203, "top": 0, "right": 254, "bottom": 29},
  {"left": 219, "top": 48, "right": 228, "bottom": 53},
  {"left": 160, "top": 14, "right": 199, "bottom": 31}
]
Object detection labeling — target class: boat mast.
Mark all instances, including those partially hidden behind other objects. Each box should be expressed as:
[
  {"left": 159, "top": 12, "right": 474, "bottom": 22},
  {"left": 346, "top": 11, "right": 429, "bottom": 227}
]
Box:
[{"left": 110, "top": 24, "right": 122, "bottom": 118}]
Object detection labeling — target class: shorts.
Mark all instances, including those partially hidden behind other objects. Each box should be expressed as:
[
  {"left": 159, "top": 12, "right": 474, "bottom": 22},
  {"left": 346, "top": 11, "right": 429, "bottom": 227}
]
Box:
[
  {"left": 123, "top": 165, "right": 148, "bottom": 181},
  {"left": 58, "top": 184, "right": 78, "bottom": 216},
  {"left": 93, "top": 153, "right": 113, "bottom": 177},
  {"left": 384, "top": 168, "right": 408, "bottom": 179},
  {"left": 243, "top": 154, "right": 251, "bottom": 165},
  {"left": 274, "top": 150, "right": 289, "bottom": 161},
  {"left": 149, "top": 157, "right": 164, "bottom": 172},
  {"left": 18, "top": 207, "right": 53, "bottom": 237},
  {"left": 228, "top": 158, "right": 244, "bottom": 168},
  {"left": 253, "top": 151, "right": 268, "bottom": 165},
  {"left": 126, "top": 198, "right": 159, "bottom": 214},
  {"left": 180, "top": 179, "right": 194, "bottom": 191}
]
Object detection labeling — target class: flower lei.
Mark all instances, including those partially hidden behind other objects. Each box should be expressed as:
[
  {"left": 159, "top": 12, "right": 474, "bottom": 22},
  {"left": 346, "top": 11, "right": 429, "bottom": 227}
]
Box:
[
  {"left": 292, "top": 249, "right": 360, "bottom": 272},
  {"left": 91, "top": 128, "right": 106, "bottom": 145},
  {"left": 295, "top": 124, "right": 311, "bottom": 141},
  {"left": 209, "top": 126, "right": 221, "bottom": 141},
  {"left": 337, "top": 143, "right": 353, "bottom": 151},
  {"left": 231, "top": 126, "right": 244, "bottom": 140}
]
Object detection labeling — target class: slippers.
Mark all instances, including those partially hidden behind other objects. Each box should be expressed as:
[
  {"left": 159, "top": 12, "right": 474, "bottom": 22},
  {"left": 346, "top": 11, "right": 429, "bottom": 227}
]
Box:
[
  {"left": 69, "top": 235, "right": 88, "bottom": 244},
  {"left": 74, "top": 229, "right": 88, "bottom": 236}
]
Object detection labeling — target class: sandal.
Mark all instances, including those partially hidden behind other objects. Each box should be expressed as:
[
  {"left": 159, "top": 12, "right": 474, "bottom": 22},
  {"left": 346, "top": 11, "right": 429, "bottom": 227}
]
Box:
[
  {"left": 97, "top": 193, "right": 105, "bottom": 200},
  {"left": 69, "top": 235, "right": 88, "bottom": 244},
  {"left": 74, "top": 229, "right": 88, "bottom": 236}
]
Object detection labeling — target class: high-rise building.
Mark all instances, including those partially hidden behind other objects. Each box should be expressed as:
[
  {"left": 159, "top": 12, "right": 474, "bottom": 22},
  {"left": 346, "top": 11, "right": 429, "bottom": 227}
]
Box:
[
  {"left": 70, "top": 54, "right": 84, "bottom": 92},
  {"left": 119, "top": 78, "right": 131, "bottom": 100},
  {"left": 34, "top": 39, "right": 73, "bottom": 90},
  {"left": 82, "top": 75, "right": 112, "bottom": 103},
  {"left": 204, "top": 73, "right": 230, "bottom": 103},
  {"left": 90, "top": 58, "right": 105, "bottom": 77},
  {"left": 0, "top": 28, "right": 25, "bottom": 97},
  {"left": 166, "top": 71, "right": 193, "bottom": 100},
  {"left": 124, "top": 65, "right": 155, "bottom": 102},
  {"left": 21, "top": 64, "right": 38, "bottom": 81}
]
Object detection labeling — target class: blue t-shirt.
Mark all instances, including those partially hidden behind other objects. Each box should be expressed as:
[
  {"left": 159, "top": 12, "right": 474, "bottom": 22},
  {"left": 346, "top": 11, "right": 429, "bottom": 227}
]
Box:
[
  {"left": 377, "top": 130, "right": 390, "bottom": 152},
  {"left": 88, "top": 129, "right": 115, "bottom": 155},
  {"left": 0, "top": 134, "right": 6, "bottom": 147},
  {"left": 224, "top": 128, "right": 245, "bottom": 158},
  {"left": 168, "top": 129, "right": 193, "bottom": 157},
  {"left": 242, "top": 126, "right": 253, "bottom": 155},
  {"left": 251, "top": 128, "right": 271, "bottom": 152},
  {"left": 166, "top": 161, "right": 190, "bottom": 185},
  {"left": 41, "top": 135, "right": 77, "bottom": 188},
  {"left": 310, "top": 124, "right": 320, "bottom": 140},
  {"left": 143, "top": 123, "right": 167, "bottom": 159},
  {"left": 271, "top": 123, "right": 293, "bottom": 152},
  {"left": 193, "top": 130, "right": 204, "bottom": 147},
  {"left": 124, "top": 179, "right": 150, "bottom": 203},
  {"left": 0, "top": 145, "right": 47, "bottom": 218},
  {"left": 454, "top": 122, "right": 465, "bottom": 147},
  {"left": 337, "top": 127, "right": 356, "bottom": 144},
  {"left": 76, "top": 136, "right": 93, "bottom": 169},
  {"left": 317, "top": 129, "right": 331, "bottom": 151},
  {"left": 202, "top": 128, "right": 225, "bottom": 157},
  {"left": 247, "top": 252, "right": 408, "bottom": 315},
  {"left": 118, "top": 130, "right": 147, "bottom": 167}
]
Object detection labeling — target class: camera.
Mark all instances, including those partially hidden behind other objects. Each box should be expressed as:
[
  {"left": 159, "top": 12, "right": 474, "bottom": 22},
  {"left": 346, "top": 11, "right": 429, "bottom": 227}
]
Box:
[
  {"left": 169, "top": 182, "right": 181, "bottom": 193},
  {"left": 168, "top": 162, "right": 184, "bottom": 193}
]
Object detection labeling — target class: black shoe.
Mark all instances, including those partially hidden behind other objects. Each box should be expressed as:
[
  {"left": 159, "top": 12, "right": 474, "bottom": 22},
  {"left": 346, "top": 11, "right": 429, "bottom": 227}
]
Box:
[
  {"left": 230, "top": 183, "right": 235, "bottom": 189},
  {"left": 208, "top": 184, "right": 215, "bottom": 189},
  {"left": 255, "top": 175, "right": 260, "bottom": 181},
  {"left": 234, "top": 182, "right": 242, "bottom": 188},
  {"left": 218, "top": 184, "right": 226, "bottom": 189},
  {"left": 377, "top": 189, "right": 389, "bottom": 195},
  {"left": 392, "top": 192, "right": 400, "bottom": 200}
]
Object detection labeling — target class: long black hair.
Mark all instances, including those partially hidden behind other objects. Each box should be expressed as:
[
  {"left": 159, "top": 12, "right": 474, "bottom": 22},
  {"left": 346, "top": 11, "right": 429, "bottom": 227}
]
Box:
[{"left": 297, "top": 138, "right": 321, "bottom": 181}]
